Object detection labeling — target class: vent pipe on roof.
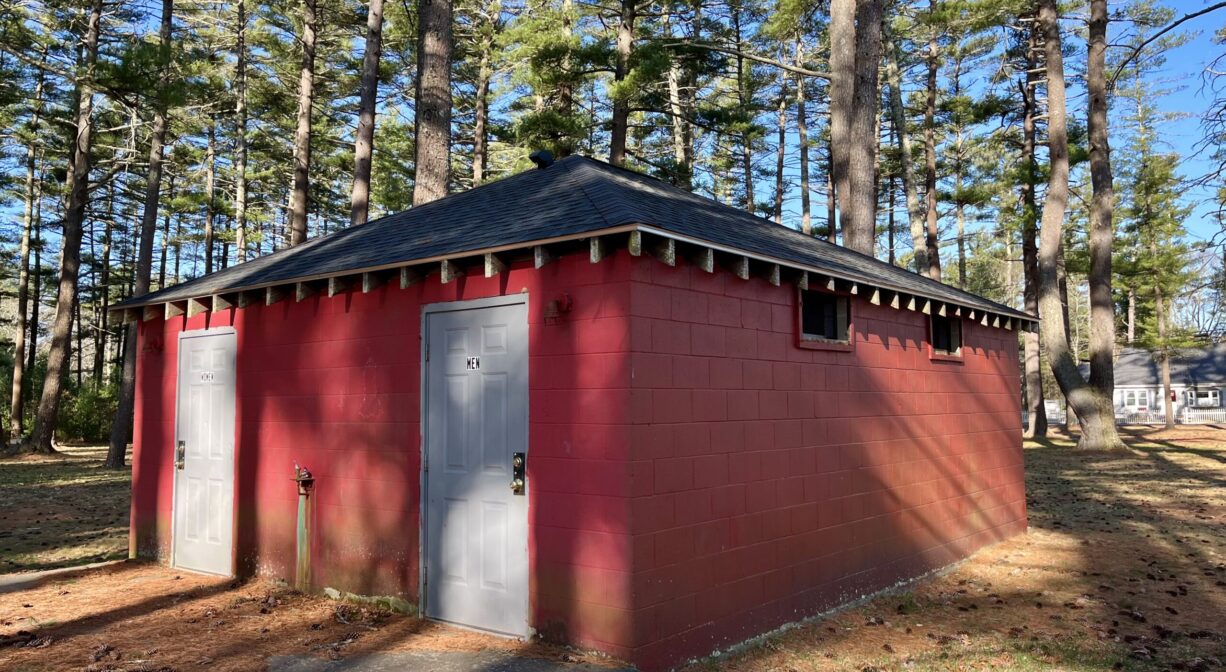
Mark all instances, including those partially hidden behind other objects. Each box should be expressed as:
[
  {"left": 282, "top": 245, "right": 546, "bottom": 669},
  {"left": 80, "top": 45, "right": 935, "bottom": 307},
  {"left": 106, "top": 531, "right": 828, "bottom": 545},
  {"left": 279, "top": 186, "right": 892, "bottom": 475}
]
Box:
[{"left": 529, "top": 150, "right": 554, "bottom": 170}]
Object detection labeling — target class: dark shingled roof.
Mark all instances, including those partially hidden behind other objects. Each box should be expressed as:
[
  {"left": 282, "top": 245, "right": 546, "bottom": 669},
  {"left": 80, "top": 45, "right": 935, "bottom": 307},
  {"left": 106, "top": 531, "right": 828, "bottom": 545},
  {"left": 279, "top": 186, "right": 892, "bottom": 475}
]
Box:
[
  {"left": 119, "top": 155, "right": 1032, "bottom": 322},
  {"left": 1103, "top": 346, "right": 1226, "bottom": 387}
]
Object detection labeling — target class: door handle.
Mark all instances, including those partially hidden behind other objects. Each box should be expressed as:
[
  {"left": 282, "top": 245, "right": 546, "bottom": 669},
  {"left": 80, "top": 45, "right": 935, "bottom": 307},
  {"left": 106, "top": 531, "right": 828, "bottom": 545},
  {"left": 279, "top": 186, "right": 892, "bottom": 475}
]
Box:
[
  {"left": 509, "top": 452, "right": 525, "bottom": 495},
  {"left": 175, "top": 441, "right": 186, "bottom": 470}
]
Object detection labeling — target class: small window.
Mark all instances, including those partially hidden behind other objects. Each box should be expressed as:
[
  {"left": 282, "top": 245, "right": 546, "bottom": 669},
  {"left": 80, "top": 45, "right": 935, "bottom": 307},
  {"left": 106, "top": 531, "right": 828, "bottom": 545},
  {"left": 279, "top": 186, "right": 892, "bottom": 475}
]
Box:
[
  {"left": 1123, "top": 390, "right": 1148, "bottom": 410},
  {"left": 1187, "top": 389, "right": 1221, "bottom": 408},
  {"left": 800, "top": 290, "right": 849, "bottom": 343},
  {"left": 930, "top": 315, "right": 962, "bottom": 355}
]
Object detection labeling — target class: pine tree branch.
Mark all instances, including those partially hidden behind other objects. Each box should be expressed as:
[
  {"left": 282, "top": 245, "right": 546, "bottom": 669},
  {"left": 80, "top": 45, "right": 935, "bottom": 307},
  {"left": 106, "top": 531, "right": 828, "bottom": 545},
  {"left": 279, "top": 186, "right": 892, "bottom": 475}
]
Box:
[
  {"left": 661, "top": 40, "right": 830, "bottom": 80},
  {"left": 1108, "top": 1, "right": 1226, "bottom": 86}
]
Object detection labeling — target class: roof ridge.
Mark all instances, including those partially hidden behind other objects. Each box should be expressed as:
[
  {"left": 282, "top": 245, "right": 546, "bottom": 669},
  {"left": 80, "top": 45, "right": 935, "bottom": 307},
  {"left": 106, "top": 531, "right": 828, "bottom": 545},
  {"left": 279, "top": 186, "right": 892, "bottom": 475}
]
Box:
[{"left": 557, "top": 158, "right": 616, "bottom": 229}]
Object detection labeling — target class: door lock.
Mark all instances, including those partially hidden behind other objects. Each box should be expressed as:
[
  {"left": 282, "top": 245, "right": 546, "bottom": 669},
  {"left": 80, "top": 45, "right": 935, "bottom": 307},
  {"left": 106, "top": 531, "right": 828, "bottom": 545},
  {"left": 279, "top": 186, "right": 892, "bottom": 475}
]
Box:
[
  {"left": 510, "top": 452, "right": 525, "bottom": 495},
  {"left": 175, "top": 441, "right": 186, "bottom": 470}
]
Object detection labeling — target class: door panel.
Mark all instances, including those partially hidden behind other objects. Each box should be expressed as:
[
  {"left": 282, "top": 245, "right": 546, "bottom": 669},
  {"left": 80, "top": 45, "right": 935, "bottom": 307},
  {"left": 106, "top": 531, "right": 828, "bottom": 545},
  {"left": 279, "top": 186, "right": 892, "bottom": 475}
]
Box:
[
  {"left": 173, "top": 330, "right": 237, "bottom": 576},
  {"left": 425, "top": 301, "right": 528, "bottom": 637}
]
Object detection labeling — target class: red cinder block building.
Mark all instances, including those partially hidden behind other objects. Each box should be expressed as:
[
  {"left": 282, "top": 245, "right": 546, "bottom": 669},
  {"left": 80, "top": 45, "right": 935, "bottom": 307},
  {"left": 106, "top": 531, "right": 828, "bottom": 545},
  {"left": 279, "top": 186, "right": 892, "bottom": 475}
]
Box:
[{"left": 116, "top": 154, "right": 1031, "bottom": 670}]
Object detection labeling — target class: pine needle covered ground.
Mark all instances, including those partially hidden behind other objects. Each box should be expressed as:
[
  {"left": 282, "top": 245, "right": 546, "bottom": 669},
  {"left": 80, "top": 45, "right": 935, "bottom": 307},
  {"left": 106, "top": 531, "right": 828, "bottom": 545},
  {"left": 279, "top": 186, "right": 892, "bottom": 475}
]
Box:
[
  {"left": 0, "top": 446, "right": 129, "bottom": 574},
  {"left": 1, "top": 429, "right": 1223, "bottom": 671}
]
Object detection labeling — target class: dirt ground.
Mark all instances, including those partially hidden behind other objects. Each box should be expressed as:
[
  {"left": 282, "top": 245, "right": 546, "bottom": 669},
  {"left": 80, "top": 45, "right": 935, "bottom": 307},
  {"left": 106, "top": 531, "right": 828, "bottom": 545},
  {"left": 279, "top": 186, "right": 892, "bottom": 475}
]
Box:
[
  {"left": 1, "top": 427, "right": 1224, "bottom": 671},
  {"left": 0, "top": 446, "right": 130, "bottom": 573}
]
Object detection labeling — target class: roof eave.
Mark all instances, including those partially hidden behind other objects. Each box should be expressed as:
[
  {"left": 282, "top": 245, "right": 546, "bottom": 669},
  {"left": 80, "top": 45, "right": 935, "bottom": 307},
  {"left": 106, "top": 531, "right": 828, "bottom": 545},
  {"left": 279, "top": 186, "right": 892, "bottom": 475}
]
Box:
[{"left": 110, "top": 222, "right": 1038, "bottom": 333}]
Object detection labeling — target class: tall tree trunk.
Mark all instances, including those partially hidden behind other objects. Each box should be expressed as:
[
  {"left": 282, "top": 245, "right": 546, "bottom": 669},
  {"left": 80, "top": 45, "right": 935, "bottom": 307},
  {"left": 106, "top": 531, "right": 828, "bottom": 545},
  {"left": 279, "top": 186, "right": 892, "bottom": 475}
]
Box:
[
  {"left": 74, "top": 297, "right": 82, "bottom": 388},
  {"left": 773, "top": 77, "right": 787, "bottom": 224},
  {"left": 1156, "top": 283, "right": 1174, "bottom": 427},
  {"left": 203, "top": 119, "right": 216, "bottom": 273},
  {"left": 10, "top": 63, "right": 45, "bottom": 442},
  {"left": 887, "top": 171, "right": 896, "bottom": 265},
  {"left": 414, "top": 0, "right": 453, "bottom": 203},
  {"left": 1035, "top": 0, "right": 1123, "bottom": 450},
  {"left": 96, "top": 198, "right": 112, "bottom": 382},
  {"left": 1086, "top": 0, "right": 1117, "bottom": 410},
  {"left": 665, "top": 6, "right": 694, "bottom": 190},
  {"left": 472, "top": 18, "right": 492, "bottom": 185},
  {"left": 107, "top": 0, "right": 173, "bottom": 469},
  {"left": 826, "top": 148, "right": 835, "bottom": 240},
  {"left": 796, "top": 41, "right": 811, "bottom": 235},
  {"left": 159, "top": 175, "right": 174, "bottom": 289},
  {"left": 922, "top": 16, "right": 941, "bottom": 280},
  {"left": 955, "top": 196, "right": 965, "bottom": 286},
  {"left": 1126, "top": 287, "right": 1135, "bottom": 344},
  {"left": 842, "top": 0, "right": 882, "bottom": 255},
  {"left": 1058, "top": 232, "right": 1070, "bottom": 343},
  {"left": 558, "top": 0, "right": 575, "bottom": 116},
  {"left": 28, "top": 209, "right": 41, "bottom": 388},
  {"left": 667, "top": 60, "right": 691, "bottom": 189},
  {"left": 28, "top": 0, "right": 103, "bottom": 454},
  {"left": 289, "top": 0, "right": 317, "bottom": 244},
  {"left": 472, "top": 63, "right": 489, "bottom": 186},
  {"left": 1021, "top": 20, "right": 1046, "bottom": 437},
  {"left": 234, "top": 0, "right": 249, "bottom": 261},
  {"left": 952, "top": 47, "right": 966, "bottom": 287},
  {"left": 883, "top": 23, "right": 925, "bottom": 273},
  {"left": 828, "top": 0, "right": 853, "bottom": 239},
  {"left": 350, "top": 0, "right": 384, "bottom": 225},
  {"left": 608, "top": 0, "right": 635, "bottom": 166},
  {"left": 732, "top": 7, "right": 753, "bottom": 212}
]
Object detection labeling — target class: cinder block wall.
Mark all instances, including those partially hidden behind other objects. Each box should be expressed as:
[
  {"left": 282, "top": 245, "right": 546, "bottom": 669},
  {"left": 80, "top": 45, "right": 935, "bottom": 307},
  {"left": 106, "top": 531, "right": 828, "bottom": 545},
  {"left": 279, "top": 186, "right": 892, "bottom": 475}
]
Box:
[
  {"left": 131, "top": 250, "right": 641, "bottom": 658},
  {"left": 625, "top": 257, "right": 1027, "bottom": 670}
]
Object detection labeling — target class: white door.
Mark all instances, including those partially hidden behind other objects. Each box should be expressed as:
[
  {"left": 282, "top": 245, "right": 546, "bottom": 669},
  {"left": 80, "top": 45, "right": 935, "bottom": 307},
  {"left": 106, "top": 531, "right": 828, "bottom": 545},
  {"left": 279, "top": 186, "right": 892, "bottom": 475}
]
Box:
[
  {"left": 424, "top": 299, "right": 529, "bottom": 636},
  {"left": 172, "top": 329, "right": 237, "bottom": 576}
]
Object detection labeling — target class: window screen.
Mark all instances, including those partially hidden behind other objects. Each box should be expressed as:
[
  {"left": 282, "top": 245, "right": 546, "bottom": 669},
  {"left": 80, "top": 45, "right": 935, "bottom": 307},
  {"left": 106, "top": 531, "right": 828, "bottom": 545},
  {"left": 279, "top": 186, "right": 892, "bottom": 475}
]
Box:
[
  {"left": 931, "top": 315, "right": 962, "bottom": 355},
  {"left": 800, "top": 290, "right": 850, "bottom": 342}
]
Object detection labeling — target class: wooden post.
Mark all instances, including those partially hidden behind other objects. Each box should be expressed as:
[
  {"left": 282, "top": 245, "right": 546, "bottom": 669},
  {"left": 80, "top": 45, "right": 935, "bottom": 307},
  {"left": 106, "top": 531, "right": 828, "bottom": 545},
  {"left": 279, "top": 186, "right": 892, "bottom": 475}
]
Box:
[
  {"left": 440, "top": 259, "right": 463, "bottom": 284},
  {"left": 485, "top": 253, "right": 506, "bottom": 277},
  {"left": 651, "top": 238, "right": 676, "bottom": 266},
  {"left": 533, "top": 246, "right": 552, "bottom": 269},
  {"left": 266, "top": 285, "right": 287, "bottom": 305},
  {"left": 327, "top": 276, "right": 349, "bottom": 297},
  {"left": 296, "top": 282, "right": 316, "bottom": 302},
  {"left": 400, "top": 267, "right": 423, "bottom": 288},
  {"left": 362, "top": 272, "right": 384, "bottom": 293},
  {"left": 187, "top": 297, "right": 209, "bottom": 317}
]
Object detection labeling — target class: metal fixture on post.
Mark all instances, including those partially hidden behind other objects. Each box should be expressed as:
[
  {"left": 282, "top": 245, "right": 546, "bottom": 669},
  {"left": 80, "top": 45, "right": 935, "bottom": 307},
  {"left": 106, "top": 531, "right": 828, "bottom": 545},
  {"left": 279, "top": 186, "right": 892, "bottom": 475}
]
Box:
[{"left": 293, "top": 464, "right": 314, "bottom": 592}]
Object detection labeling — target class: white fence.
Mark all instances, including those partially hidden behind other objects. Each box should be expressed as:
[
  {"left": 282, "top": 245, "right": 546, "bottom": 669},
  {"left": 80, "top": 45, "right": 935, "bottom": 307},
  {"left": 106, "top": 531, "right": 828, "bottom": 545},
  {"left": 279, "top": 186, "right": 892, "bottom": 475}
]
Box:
[
  {"left": 1021, "top": 410, "right": 1067, "bottom": 427},
  {"left": 1182, "top": 408, "right": 1226, "bottom": 424},
  {"left": 1116, "top": 411, "right": 1167, "bottom": 425},
  {"left": 1023, "top": 407, "right": 1226, "bottom": 427}
]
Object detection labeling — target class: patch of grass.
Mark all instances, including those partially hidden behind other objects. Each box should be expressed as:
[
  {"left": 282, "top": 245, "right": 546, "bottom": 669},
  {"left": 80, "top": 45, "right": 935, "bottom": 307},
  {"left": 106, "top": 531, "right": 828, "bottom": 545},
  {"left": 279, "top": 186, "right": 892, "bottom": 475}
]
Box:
[
  {"left": 0, "top": 446, "right": 130, "bottom": 573},
  {"left": 894, "top": 593, "right": 921, "bottom": 615}
]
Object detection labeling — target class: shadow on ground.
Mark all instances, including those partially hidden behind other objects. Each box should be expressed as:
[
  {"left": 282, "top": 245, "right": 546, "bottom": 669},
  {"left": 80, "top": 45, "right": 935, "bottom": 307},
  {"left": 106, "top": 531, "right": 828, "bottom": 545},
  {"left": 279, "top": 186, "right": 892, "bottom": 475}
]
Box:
[{"left": 2, "top": 432, "right": 1225, "bottom": 671}]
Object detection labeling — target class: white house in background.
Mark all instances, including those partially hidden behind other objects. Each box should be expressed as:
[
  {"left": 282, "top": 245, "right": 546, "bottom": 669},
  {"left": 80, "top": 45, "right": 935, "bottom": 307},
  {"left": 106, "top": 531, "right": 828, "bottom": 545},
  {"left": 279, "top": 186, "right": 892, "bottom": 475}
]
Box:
[{"left": 1109, "top": 345, "right": 1226, "bottom": 417}]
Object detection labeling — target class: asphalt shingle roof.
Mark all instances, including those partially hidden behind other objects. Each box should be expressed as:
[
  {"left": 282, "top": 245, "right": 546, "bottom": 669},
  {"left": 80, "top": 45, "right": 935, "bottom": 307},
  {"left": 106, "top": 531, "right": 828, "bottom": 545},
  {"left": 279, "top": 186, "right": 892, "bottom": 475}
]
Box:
[
  {"left": 119, "top": 155, "right": 1032, "bottom": 323},
  {"left": 1105, "top": 346, "right": 1226, "bottom": 387}
]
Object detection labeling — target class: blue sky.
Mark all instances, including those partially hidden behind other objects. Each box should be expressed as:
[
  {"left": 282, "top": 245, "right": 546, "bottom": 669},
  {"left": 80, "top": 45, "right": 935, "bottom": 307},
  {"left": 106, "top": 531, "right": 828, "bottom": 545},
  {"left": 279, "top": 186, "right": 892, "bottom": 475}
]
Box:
[{"left": 1122, "top": 5, "right": 1222, "bottom": 246}]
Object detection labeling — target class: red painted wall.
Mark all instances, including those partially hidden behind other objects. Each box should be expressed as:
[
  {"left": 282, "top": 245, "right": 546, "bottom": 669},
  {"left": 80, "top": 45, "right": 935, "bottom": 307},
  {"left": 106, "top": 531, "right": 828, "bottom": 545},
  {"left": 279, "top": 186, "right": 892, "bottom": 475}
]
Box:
[
  {"left": 131, "top": 250, "right": 640, "bottom": 658},
  {"left": 131, "top": 249, "right": 1026, "bottom": 670},
  {"left": 623, "top": 260, "right": 1027, "bottom": 670}
]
